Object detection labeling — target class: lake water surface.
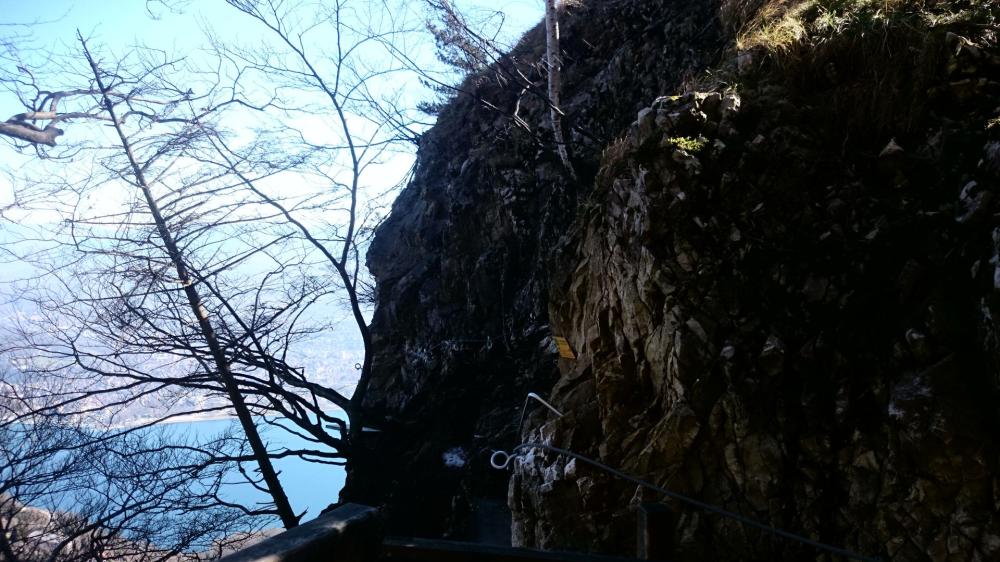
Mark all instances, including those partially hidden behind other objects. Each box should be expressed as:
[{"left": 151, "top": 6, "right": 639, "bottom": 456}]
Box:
[{"left": 165, "top": 417, "right": 346, "bottom": 524}]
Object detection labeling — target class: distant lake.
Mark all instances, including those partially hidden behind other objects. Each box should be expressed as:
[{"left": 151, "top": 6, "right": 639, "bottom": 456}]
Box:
[{"left": 161, "top": 417, "right": 346, "bottom": 525}]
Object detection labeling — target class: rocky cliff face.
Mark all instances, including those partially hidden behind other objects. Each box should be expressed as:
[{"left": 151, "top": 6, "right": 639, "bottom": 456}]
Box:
[
  {"left": 342, "top": 0, "right": 726, "bottom": 539},
  {"left": 344, "top": 1, "right": 1000, "bottom": 561}
]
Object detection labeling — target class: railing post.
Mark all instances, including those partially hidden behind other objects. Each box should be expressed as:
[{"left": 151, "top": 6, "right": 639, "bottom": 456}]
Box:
[{"left": 637, "top": 502, "right": 672, "bottom": 561}]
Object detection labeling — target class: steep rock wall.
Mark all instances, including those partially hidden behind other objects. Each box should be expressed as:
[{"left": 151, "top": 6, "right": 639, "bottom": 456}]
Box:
[
  {"left": 346, "top": 1, "right": 1000, "bottom": 561},
  {"left": 342, "top": 0, "right": 726, "bottom": 539},
  {"left": 513, "top": 6, "right": 1000, "bottom": 561}
]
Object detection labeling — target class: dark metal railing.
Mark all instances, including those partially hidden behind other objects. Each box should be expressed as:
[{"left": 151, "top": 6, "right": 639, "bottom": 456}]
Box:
[
  {"left": 382, "top": 537, "right": 647, "bottom": 562},
  {"left": 216, "top": 502, "right": 668, "bottom": 562},
  {"left": 216, "top": 504, "right": 381, "bottom": 562}
]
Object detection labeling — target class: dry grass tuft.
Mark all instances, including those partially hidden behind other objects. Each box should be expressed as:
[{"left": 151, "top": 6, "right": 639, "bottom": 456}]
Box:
[
  {"left": 736, "top": 0, "right": 813, "bottom": 52},
  {"left": 721, "top": 0, "right": 996, "bottom": 143},
  {"left": 735, "top": 0, "right": 995, "bottom": 53}
]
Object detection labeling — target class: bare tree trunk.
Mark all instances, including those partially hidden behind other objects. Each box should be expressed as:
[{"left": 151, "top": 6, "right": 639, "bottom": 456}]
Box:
[
  {"left": 79, "top": 36, "right": 299, "bottom": 530},
  {"left": 545, "top": 0, "right": 575, "bottom": 179}
]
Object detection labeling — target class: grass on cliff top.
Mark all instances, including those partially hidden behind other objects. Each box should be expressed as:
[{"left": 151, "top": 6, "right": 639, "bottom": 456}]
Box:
[
  {"left": 737, "top": 0, "right": 998, "bottom": 52},
  {"left": 681, "top": 0, "right": 997, "bottom": 153}
]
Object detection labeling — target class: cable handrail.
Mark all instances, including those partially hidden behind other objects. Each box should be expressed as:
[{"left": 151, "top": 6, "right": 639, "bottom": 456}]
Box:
[{"left": 492, "top": 442, "right": 881, "bottom": 562}]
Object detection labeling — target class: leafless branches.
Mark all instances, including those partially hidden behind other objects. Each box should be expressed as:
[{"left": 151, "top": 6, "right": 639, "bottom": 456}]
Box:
[
  {"left": 0, "top": 381, "right": 264, "bottom": 562},
  {"left": 208, "top": 0, "right": 423, "bottom": 425},
  {"left": 416, "top": 0, "right": 577, "bottom": 177},
  {"left": 0, "top": 0, "right": 424, "bottom": 538}
]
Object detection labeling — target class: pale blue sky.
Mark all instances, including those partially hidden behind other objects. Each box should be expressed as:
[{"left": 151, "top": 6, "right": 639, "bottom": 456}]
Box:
[
  {"left": 0, "top": 1, "right": 548, "bottom": 522},
  {"left": 0, "top": 1, "right": 543, "bottom": 54},
  {"left": 0, "top": 0, "right": 544, "bottom": 132},
  {"left": 0, "top": 0, "right": 545, "bottom": 216}
]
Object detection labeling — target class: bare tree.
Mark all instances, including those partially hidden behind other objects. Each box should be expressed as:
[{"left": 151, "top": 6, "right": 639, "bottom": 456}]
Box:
[
  {"left": 82, "top": 34, "right": 299, "bottom": 529},
  {"left": 206, "top": 0, "right": 425, "bottom": 433},
  {"left": 0, "top": 0, "right": 424, "bottom": 530},
  {"left": 0, "top": 32, "right": 304, "bottom": 528}
]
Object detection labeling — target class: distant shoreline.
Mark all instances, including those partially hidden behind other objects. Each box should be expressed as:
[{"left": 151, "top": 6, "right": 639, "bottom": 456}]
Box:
[
  {"left": 8, "top": 409, "right": 345, "bottom": 430},
  {"left": 122, "top": 411, "right": 237, "bottom": 428},
  {"left": 155, "top": 411, "right": 237, "bottom": 425},
  {"left": 127, "top": 408, "right": 344, "bottom": 428}
]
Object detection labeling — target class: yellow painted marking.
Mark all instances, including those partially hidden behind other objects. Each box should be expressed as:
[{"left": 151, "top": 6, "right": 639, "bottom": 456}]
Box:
[{"left": 554, "top": 336, "right": 576, "bottom": 360}]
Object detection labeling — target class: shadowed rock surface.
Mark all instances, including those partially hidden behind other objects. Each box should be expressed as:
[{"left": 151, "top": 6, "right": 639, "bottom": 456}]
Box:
[
  {"left": 343, "top": 1, "right": 1000, "bottom": 560},
  {"left": 342, "top": 0, "right": 726, "bottom": 540}
]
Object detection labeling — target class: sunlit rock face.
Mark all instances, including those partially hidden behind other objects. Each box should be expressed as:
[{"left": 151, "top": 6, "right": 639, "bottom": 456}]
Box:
[{"left": 345, "top": 0, "right": 1000, "bottom": 560}]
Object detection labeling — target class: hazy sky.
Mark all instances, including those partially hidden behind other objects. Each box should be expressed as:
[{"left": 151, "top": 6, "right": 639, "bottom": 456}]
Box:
[
  {"left": 0, "top": 0, "right": 544, "bottom": 214},
  {"left": 0, "top": 0, "right": 547, "bottom": 334},
  {"left": 0, "top": 2, "right": 555, "bottom": 521},
  {"left": 1, "top": 0, "right": 543, "bottom": 55},
  {"left": 0, "top": 0, "right": 543, "bottom": 347}
]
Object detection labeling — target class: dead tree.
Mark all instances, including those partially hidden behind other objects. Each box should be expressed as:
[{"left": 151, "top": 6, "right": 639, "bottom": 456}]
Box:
[
  {"left": 0, "top": 33, "right": 304, "bottom": 528},
  {"left": 0, "top": 0, "right": 419, "bottom": 523},
  {"left": 77, "top": 35, "right": 300, "bottom": 530},
  {"left": 544, "top": 0, "right": 575, "bottom": 179},
  {"left": 0, "top": 0, "right": 428, "bottom": 526},
  {"left": 212, "top": 0, "right": 424, "bottom": 434},
  {"left": 415, "top": 0, "right": 579, "bottom": 177}
]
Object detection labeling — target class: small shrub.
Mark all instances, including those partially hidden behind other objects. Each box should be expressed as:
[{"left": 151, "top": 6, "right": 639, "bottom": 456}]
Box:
[{"left": 666, "top": 136, "right": 708, "bottom": 153}]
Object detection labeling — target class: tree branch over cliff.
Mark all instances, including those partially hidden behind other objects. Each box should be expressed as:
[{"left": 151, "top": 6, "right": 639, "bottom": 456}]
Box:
[
  {"left": 544, "top": 0, "right": 575, "bottom": 179},
  {"left": 417, "top": 0, "right": 580, "bottom": 177},
  {"left": 0, "top": 2, "right": 429, "bottom": 538}
]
